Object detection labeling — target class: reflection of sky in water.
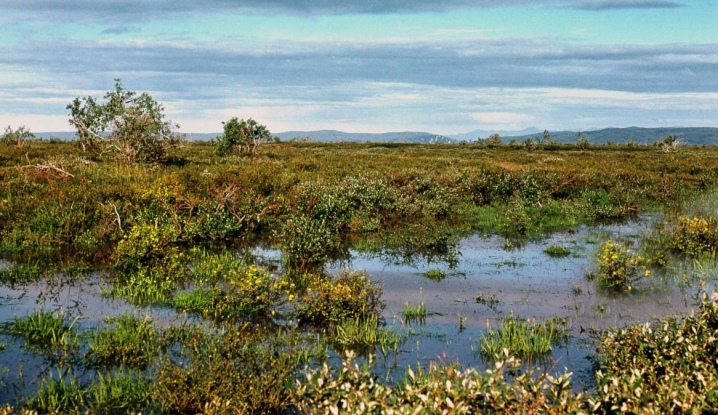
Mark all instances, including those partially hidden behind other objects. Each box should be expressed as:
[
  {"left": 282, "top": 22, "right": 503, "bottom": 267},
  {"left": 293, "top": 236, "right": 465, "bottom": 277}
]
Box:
[{"left": 0, "top": 218, "right": 711, "bottom": 394}]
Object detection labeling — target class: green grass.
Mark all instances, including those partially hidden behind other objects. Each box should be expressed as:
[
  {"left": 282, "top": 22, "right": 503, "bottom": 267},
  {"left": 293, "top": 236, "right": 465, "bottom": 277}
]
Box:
[
  {"left": 422, "top": 268, "right": 447, "bottom": 282},
  {"left": 402, "top": 302, "right": 428, "bottom": 324},
  {"left": 543, "top": 245, "right": 571, "bottom": 258},
  {"left": 479, "top": 315, "right": 569, "bottom": 361},
  {"left": 333, "top": 315, "right": 404, "bottom": 356},
  {"left": 1, "top": 311, "right": 78, "bottom": 354},
  {"left": 86, "top": 313, "right": 165, "bottom": 369}
]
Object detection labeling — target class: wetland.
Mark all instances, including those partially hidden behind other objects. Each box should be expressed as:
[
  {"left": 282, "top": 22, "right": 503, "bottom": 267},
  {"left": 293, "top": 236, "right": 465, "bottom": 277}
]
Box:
[{"left": 1, "top": 140, "right": 718, "bottom": 413}]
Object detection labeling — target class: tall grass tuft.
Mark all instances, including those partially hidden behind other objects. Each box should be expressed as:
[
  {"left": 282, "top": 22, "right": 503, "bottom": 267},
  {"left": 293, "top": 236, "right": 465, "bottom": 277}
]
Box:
[{"left": 479, "top": 314, "right": 569, "bottom": 361}]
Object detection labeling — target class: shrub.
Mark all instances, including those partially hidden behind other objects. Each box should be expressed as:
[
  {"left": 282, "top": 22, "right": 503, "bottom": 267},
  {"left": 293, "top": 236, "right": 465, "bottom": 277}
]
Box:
[
  {"left": 593, "top": 240, "right": 648, "bottom": 290},
  {"left": 669, "top": 215, "right": 718, "bottom": 258},
  {"left": 86, "top": 314, "right": 165, "bottom": 369},
  {"left": 214, "top": 117, "right": 272, "bottom": 156},
  {"left": 67, "top": 79, "right": 182, "bottom": 162},
  {"left": 1, "top": 125, "right": 34, "bottom": 148},
  {"left": 173, "top": 264, "right": 283, "bottom": 322},
  {"left": 294, "top": 270, "right": 383, "bottom": 327},
  {"left": 592, "top": 291, "right": 718, "bottom": 412}
]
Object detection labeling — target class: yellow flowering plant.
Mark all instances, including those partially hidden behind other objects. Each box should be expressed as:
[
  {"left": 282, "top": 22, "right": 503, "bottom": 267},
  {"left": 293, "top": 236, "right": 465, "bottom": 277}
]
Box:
[{"left": 594, "top": 240, "right": 649, "bottom": 290}]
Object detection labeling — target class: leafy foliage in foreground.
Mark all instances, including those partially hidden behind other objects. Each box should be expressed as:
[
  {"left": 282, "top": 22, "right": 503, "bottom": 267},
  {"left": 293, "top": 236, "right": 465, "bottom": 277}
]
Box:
[{"left": 294, "top": 291, "right": 718, "bottom": 415}]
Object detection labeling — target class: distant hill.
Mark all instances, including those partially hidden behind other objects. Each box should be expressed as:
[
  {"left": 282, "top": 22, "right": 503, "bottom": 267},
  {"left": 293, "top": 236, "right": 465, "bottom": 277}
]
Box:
[
  {"left": 32, "top": 127, "right": 718, "bottom": 146},
  {"left": 448, "top": 128, "right": 542, "bottom": 142},
  {"left": 506, "top": 127, "right": 718, "bottom": 146},
  {"left": 275, "top": 130, "right": 456, "bottom": 144}
]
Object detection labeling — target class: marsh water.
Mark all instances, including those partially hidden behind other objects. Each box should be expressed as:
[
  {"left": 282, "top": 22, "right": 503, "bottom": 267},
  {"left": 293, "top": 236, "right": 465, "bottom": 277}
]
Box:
[{"left": 0, "top": 218, "right": 704, "bottom": 399}]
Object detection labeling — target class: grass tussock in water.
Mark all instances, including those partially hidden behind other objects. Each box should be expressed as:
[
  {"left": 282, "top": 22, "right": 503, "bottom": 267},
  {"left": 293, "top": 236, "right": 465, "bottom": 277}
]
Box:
[{"left": 479, "top": 314, "right": 570, "bottom": 361}]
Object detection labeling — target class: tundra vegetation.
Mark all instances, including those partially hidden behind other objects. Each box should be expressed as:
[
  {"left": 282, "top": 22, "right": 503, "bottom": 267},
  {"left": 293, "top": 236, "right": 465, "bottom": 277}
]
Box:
[{"left": 1, "top": 86, "right": 718, "bottom": 412}]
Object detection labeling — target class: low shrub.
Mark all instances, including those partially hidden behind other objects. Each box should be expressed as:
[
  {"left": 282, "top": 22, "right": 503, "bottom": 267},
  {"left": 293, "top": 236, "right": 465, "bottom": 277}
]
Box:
[
  {"left": 86, "top": 313, "right": 166, "bottom": 369},
  {"left": 669, "top": 215, "right": 718, "bottom": 258},
  {"left": 294, "top": 270, "right": 383, "bottom": 327},
  {"left": 593, "top": 240, "right": 649, "bottom": 290}
]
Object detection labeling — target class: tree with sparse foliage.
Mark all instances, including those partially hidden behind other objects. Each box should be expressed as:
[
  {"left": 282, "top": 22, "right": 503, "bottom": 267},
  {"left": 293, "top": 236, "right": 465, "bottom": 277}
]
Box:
[
  {"left": 215, "top": 117, "right": 272, "bottom": 156},
  {"left": 486, "top": 133, "right": 502, "bottom": 146},
  {"left": 542, "top": 129, "right": 552, "bottom": 144},
  {"left": 67, "top": 79, "right": 182, "bottom": 163},
  {"left": 1, "top": 125, "right": 34, "bottom": 148},
  {"left": 655, "top": 135, "right": 680, "bottom": 152},
  {"left": 576, "top": 132, "right": 589, "bottom": 150}
]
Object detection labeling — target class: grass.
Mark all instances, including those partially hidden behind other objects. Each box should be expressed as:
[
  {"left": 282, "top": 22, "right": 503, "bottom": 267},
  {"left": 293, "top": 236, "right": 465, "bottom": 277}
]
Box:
[
  {"left": 479, "top": 314, "right": 569, "bottom": 361},
  {"left": 422, "top": 267, "right": 447, "bottom": 282},
  {"left": 543, "top": 244, "right": 571, "bottom": 258},
  {"left": 1, "top": 311, "right": 78, "bottom": 355},
  {"left": 86, "top": 313, "right": 166, "bottom": 369},
  {"left": 1, "top": 141, "right": 718, "bottom": 412},
  {"left": 402, "top": 302, "right": 428, "bottom": 324},
  {"left": 333, "top": 315, "right": 404, "bottom": 356}
]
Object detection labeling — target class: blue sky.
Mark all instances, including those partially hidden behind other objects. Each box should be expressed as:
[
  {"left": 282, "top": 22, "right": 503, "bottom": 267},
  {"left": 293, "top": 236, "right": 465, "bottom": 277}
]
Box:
[{"left": 0, "top": 0, "right": 716, "bottom": 134}]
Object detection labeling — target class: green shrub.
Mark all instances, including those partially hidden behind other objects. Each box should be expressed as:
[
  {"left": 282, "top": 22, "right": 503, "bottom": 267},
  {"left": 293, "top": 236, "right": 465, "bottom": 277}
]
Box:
[
  {"left": 295, "top": 270, "right": 383, "bottom": 327},
  {"left": 67, "top": 79, "right": 182, "bottom": 163},
  {"left": 669, "top": 215, "right": 718, "bottom": 258},
  {"left": 593, "top": 240, "right": 649, "bottom": 290},
  {"left": 86, "top": 314, "right": 165, "bottom": 369},
  {"left": 214, "top": 117, "right": 272, "bottom": 156}
]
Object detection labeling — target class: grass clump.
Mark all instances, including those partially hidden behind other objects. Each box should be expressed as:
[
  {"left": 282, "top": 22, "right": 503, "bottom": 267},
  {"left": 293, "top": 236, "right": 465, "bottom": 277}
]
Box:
[
  {"left": 422, "top": 268, "right": 446, "bottom": 282},
  {"left": 0, "top": 262, "right": 45, "bottom": 286},
  {"left": 2, "top": 311, "right": 78, "bottom": 355},
  {"left": 402, "top": 302, "right": 428, "bottom": 324},
  {"left": 479, "top": 314, "right": 569, "bottom": 361},
  {"left": 85, "top": 313, "right": 165, "bottom": 369},
  {"left": 333, "top": 315, "right": 403, "bottom": 356},
  {"left": 543, "top": 244, "right": 571, "bottom": 258}
]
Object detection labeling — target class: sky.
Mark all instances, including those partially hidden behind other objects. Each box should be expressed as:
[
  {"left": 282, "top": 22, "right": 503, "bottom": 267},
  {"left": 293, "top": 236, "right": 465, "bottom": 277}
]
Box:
[{"left": 0, "top": 1, "right": 716, "bottom": 135}]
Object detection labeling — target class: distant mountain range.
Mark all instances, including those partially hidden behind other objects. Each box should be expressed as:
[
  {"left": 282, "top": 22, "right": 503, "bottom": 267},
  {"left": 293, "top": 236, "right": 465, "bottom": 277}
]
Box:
[
  {"left": 274, "top": 130, "right": 455, "bottom": 144},
  {"left": 34, "top": 127, "right": 718, "bottom": 145}
]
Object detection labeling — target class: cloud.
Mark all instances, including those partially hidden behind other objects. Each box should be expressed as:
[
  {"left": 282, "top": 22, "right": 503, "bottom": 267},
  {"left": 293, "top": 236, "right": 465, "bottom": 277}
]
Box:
[
  {"left": 573, "top": 0, "right": 684, "bottom": 10},
  {"left": 4, "top": 37, "right": 715, "bottom": 97},
  {"left": 0, "top": 0, "right": 686, "bottom": 23},
  {"left": 101, "top": 25, "right": 140, "bottom": 35}
]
